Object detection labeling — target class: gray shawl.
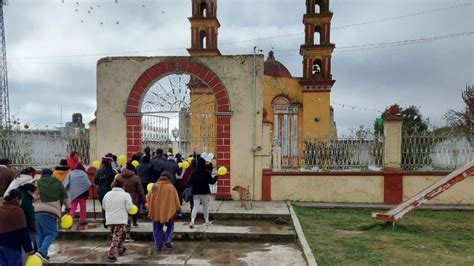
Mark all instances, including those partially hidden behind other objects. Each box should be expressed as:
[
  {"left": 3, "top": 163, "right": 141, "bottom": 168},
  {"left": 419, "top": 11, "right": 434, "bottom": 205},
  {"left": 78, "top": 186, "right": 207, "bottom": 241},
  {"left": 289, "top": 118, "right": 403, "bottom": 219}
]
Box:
[{"left": 63, "top": 169, "right": 91, "bottom": 201}]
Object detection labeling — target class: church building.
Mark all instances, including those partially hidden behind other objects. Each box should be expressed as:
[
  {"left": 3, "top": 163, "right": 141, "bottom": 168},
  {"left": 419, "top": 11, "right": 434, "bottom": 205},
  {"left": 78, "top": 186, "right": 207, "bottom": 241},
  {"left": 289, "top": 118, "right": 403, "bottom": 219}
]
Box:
[{"left": 186, "top": 0, "right": 337, "bottom": 164}]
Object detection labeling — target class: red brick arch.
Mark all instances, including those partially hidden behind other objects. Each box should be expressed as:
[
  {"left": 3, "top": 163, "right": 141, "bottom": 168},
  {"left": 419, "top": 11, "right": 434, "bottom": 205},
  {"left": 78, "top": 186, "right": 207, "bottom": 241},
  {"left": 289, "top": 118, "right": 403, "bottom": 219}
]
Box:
[{"left": 125, "top": 59, "right": 232, "bottom": 199}]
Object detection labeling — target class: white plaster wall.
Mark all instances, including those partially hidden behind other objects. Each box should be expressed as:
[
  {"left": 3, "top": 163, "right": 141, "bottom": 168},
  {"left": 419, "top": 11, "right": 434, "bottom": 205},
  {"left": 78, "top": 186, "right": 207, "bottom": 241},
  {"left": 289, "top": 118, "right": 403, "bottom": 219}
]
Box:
[
  {"left": 271, "top": 175, "right": 385, "bottom": 203},
  {"left": 404, "top": 175, "right": 474, "bottom": 205},
  {"left": 96, "top": 55, "right": 264, "bottom": 199}
]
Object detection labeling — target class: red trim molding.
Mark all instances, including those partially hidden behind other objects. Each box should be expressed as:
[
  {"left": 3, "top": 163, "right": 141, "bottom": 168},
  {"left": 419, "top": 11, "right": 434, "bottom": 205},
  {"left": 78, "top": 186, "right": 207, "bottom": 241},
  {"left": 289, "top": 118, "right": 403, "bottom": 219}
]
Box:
[
  {"left": 125, "top": 59, "right": 232, "bottom": 199},
  {"left": 383, "top": 171, "right": 403, "bottom": 204},
  {"left": 262, "top": 169, "right": 272, "bottom": 201}
]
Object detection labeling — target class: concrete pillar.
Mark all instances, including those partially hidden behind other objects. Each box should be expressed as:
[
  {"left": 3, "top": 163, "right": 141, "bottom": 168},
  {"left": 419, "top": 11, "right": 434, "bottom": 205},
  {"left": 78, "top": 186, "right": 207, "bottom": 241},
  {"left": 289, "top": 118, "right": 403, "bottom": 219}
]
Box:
[
  {"left": 88, "top": 120, "right": 97, "bottom": 162},
  {"left": 262, "top": 122, "right": 272, "bottom": 169},
  {"left": 383, "top": 107, "right": 403, "bottom": 169},
  {"left": 172, "top": 141, "right": 179, "bottom": 155}
]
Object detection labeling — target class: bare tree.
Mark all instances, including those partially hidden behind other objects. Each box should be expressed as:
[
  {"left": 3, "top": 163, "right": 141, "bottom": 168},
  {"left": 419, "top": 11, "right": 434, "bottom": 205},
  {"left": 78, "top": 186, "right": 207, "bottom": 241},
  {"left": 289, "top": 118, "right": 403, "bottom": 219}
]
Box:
[{"left": 445, "top": 85, "right": 474, "bottom": 129}]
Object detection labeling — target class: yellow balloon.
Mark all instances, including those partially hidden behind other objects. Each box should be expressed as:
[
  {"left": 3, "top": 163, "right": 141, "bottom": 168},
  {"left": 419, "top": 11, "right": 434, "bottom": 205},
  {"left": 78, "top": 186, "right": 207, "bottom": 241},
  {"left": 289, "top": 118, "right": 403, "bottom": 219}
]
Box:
[
  {"left": 186, "top": 157, "right": 193, "bottom": 163},
  {"left": 217, "top": 166, "right": 228, "bottom": 176},
  {"left": 147, "top": 183, "right": 154, "bottom": 193},
  {"left": 25, "top": 254, "right": 43, "bottom": 266},
  {"left": 128, "top": 204, "right": 138, "bottom": 215},
  {"left": 60, "top": 214, "right": 73, "bottom": 229},
  {"left": 178, "top": 162, "right": 183, "bottom": 168},
  {"left": 131, "top": 160, "right": 139, "bottom": 168},
  {"left": 92, "top": 160, "right": 100, "bottom": 169},
  {"left": 117, "top": 155, "right": 127, "bottom": 166},
  {"left": 182, "top": 161, "right": 190, "bottom": 169}
]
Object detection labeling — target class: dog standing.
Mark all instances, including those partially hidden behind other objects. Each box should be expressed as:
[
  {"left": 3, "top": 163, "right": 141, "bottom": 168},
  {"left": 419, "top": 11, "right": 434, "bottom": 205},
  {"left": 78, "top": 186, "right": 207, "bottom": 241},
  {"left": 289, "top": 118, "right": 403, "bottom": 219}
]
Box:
[{"left": 232, "top": 185, "right": 252, "bottom": 210}]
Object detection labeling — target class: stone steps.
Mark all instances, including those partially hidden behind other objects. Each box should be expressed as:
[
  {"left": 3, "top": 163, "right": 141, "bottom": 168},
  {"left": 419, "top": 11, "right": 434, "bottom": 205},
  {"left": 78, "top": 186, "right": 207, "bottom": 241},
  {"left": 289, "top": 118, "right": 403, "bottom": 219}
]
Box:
[
  {"left": 82, "top": 199, "right": 291, "bottom": 220},
  {"left": 58, "top": 220, "right": 296, "bottom": 242}
]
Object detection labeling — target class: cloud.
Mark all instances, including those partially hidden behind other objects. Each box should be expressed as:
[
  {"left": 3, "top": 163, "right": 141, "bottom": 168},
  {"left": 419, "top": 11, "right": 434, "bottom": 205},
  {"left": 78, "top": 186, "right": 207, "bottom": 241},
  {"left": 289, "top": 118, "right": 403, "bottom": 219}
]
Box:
[{"left": 4, "top": 0, "right": 473, "bottom": 134}]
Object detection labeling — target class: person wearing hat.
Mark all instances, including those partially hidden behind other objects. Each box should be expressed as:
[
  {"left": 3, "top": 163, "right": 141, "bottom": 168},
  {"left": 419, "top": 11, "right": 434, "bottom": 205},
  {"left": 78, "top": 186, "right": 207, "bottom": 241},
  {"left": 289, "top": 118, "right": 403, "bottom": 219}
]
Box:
[
  {"left": 53, "top": 159, "right": 70, "bottom": 182},
  {"left": 146, "top": 171, "right": 180, "bottom": 251},
  {"left": 0, "top": 189, "right": 35, "bottom": 266},
  {"left": 188, "top": 157, "right": 218, "bottom": 228},
  {"left": 3, "top": 167, "right": 37, "bottom": 259}
]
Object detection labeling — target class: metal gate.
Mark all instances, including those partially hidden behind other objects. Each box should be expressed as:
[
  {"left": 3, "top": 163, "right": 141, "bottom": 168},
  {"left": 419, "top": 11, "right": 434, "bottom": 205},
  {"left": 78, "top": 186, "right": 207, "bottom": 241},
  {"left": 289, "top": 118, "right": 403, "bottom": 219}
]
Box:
[{"left": 140, "top": 73, "right": 217, "bottom": 157}]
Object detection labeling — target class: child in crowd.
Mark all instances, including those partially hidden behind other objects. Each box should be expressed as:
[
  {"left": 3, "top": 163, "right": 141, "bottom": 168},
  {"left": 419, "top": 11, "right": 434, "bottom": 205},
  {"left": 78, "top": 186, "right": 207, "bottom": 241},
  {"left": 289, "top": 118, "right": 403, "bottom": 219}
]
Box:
[{"left": 102, "top": 179, "right": 133, "bottom": 262}]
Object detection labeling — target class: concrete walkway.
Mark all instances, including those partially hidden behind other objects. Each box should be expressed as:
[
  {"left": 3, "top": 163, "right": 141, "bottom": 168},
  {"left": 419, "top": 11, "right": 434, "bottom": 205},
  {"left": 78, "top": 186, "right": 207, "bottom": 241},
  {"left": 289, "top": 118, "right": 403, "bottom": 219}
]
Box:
[
  {"left": 47, "top": 239, "right": 306, "bottom": 265},
  {"left": 84, "top": 199, "right": 291, "bottom": 219}
]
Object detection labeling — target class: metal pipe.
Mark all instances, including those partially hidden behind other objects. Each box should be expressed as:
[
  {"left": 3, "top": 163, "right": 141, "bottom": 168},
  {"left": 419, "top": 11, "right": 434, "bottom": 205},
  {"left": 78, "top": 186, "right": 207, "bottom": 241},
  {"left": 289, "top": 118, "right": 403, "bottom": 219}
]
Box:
[{"left": 252, "top": 47, "right": 257, "bottom": 201}]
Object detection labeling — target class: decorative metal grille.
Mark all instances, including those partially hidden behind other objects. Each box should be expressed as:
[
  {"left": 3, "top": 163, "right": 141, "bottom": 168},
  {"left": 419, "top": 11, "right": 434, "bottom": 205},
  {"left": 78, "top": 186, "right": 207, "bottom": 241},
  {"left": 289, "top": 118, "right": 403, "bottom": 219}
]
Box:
[
  {"left": 0, "top": 129, "right": 89, "bottom": 169},
  {"left": 141, "top": 74, "right": 191, "bottom": 113},
  {"left": 274, "top": 133, "right": 384, "bottom": 171},
  {"left": 402, "top": 129, "right": 473, "bottom": 171}
]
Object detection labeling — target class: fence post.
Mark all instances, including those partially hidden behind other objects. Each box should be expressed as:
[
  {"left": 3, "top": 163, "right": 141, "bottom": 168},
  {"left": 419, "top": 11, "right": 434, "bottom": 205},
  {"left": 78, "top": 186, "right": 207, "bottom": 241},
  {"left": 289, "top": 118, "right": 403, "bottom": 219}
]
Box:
[
  {"left": 382, "top": 106, "right": 404, "bottom": 204},
  {"left": 383, "top": 106, "right": 403, "bottom": 169}
]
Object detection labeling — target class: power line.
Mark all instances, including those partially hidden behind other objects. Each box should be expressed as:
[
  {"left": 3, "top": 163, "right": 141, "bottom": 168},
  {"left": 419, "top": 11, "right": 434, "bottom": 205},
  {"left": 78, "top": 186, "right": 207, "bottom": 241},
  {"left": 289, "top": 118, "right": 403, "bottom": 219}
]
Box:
[
  {"left": 271, "top": 31, "right": 474, "bottom": 57},
  {"left": 7, "top": 2, "right": 473, "bottom": 62},
  {"left": 332, "top": 2, "right": 473, "bottom": 30}
]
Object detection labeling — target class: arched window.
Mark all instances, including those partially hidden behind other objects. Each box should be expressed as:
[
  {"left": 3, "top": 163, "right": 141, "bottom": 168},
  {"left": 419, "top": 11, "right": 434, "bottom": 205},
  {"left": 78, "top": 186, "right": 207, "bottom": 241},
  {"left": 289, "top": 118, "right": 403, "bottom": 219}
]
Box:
[
  {"left": 200, "top": 2, "right": 207, "bottom": 17},
  {"left": 312, "top": 59, "right": 322, "bottom": 75},
  {"left": 315, "top": 0, "right": 321, "bottom": 13},
  {"left": 199, "top": 30, "right": 207, "bottom": 49},
  {"left": 314, "top": 26, "right": 321, "bottom": 45}
]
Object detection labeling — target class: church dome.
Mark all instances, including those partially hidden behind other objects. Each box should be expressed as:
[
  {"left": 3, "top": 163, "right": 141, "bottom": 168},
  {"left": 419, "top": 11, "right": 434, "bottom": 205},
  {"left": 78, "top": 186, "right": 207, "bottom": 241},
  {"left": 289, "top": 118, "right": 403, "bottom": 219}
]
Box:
[{"left": 264, "top": 51, "right": 292, "bottom": 78}]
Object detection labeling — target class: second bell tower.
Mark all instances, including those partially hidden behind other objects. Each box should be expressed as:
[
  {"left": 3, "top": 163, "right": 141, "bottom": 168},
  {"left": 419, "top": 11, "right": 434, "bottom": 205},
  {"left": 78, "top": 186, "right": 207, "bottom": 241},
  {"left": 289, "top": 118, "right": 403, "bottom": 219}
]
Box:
[
  {"left": 187, "top": 0, "right": 221, "bottom": 56},
  {"left": 299, "top": 0, "right": 335, "bottom": 90}
]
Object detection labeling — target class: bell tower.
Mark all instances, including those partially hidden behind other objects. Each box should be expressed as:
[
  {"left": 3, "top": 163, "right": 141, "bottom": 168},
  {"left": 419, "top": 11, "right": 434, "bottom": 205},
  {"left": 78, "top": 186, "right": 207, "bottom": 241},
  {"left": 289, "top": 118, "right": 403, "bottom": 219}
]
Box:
[
  {"left": 299, "top": 0, "right": 335, "bottom": 90},
  {"left": 187, "top": 0, "right": 221, "bottom": 56}
]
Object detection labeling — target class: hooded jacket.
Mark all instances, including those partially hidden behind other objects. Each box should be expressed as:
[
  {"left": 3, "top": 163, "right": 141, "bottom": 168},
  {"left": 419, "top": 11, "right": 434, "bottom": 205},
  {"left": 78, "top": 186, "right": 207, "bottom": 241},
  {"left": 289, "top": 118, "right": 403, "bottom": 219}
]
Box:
[
  {"left": 3, "top": 174, "right": 34, "bottom": 197},
  {"left": 34, "top": 175, "right": 70, "bottom": 219},
  {"left": 146, "top": 177, "right": 180, "bottom": 224},
  {"left": 94, "top": 166, "right": 116, "bottom": 198},
  {"left": 102, "top": 187, "right": 133, "bottom": 226},
  {"left": 0, "top": 200, "right": 33, "bottom": 253},
  {"left": 53, "top": 165, "right": 70, "bottom": 182},
  {"left": 113, "top": 168, "right": 146, "bottom": 204},
  {"left": 63, "top": 169, "right": 91, "bottom": 201},
  {"left": 136, "top": 162, "right": 152, "bottom": 185}
]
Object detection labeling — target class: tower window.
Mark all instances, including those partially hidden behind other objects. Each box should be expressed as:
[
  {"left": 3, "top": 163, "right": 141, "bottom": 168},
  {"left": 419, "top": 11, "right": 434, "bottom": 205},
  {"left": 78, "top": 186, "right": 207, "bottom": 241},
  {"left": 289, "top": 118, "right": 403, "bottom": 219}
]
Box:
[
  {"left": 200, "top": 2, "right": 207, "bottom": 17},
  {"left": 315, "top": 4, "right": 320, "bottom": 13},
  {"left": 199, "top": 30, "right": 207, "bottom": 48},
  {"left": 312, "top": 59, "right": 322, "bottom": 75},
  {"left": 314, "top": 26, "right": 321, "bottom": 45}
]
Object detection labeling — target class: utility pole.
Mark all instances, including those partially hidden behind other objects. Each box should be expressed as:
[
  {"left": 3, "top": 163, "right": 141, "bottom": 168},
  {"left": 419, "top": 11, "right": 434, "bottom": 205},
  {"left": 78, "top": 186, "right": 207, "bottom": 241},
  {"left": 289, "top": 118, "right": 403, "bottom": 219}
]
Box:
[{"left": 0, "top": 0, "right": 9, "bottom": 128}]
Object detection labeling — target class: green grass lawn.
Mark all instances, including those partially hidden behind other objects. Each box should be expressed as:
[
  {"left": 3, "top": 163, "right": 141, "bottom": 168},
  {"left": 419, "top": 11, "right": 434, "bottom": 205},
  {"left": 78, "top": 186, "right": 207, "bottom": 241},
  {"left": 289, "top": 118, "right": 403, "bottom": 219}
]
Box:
[{"left": 293, "top": 206, "right": 474, "bottom": 266}]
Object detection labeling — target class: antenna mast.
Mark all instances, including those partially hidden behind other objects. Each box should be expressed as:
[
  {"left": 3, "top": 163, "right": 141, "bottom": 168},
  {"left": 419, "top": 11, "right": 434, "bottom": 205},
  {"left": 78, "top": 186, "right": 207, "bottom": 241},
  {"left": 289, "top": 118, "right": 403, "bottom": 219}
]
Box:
[{"left": 0, "top": 0, "right": 10, "bottom": 128}]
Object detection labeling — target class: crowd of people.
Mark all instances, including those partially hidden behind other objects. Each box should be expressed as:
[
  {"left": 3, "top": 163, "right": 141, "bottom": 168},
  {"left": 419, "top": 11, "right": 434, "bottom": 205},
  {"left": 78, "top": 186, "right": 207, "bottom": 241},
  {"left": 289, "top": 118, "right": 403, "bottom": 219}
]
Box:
[{"left": 0, "top": 147, "right": 219, "bottom": 264}]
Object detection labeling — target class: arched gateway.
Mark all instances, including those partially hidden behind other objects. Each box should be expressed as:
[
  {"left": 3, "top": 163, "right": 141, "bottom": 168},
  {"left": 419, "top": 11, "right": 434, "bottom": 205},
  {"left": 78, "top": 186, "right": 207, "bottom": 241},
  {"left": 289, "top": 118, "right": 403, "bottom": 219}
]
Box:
[{"left": 125, "top": 60, "right": 232, "bottom": 199}]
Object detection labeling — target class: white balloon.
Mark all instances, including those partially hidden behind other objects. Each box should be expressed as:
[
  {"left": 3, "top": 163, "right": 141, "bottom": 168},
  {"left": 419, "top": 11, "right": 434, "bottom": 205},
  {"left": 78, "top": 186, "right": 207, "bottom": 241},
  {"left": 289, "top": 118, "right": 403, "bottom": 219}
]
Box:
[{"left": 201, "top": 152, "right": 208, "bottom": 161}]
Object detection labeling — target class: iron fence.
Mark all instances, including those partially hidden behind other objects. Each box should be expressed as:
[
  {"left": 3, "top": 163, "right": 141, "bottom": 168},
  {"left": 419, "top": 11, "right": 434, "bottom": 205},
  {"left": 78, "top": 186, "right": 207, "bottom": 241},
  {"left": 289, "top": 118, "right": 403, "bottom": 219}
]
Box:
[
  {"left": 274, "top": 133, "right": 384, "bottom": 171},
  {"left": 0, "top": 129, "right": 90, "bottom": 169},
  {"left": 401, "top": 129, "right": 473, "bottom": 171}
]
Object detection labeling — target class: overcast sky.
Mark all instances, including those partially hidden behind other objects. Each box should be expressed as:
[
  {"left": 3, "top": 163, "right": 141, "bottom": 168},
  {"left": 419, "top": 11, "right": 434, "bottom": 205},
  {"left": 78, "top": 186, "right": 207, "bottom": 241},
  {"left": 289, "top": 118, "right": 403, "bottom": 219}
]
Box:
[{"left": 5, "top": 0, "right": 474, "bottom": 133}]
